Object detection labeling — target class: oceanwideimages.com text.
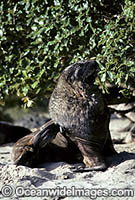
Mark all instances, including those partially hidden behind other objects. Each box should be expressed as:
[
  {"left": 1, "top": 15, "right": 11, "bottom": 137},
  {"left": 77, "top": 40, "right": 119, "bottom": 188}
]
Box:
[{"left": 1, "top": 185, "right": 134, "bottom": 198}]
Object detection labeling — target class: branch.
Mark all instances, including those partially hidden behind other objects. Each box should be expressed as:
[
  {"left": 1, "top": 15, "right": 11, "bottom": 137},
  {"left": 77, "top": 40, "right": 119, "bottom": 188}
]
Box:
[{"left": 109, "top": 105, "right": 135, "bottom": 114}]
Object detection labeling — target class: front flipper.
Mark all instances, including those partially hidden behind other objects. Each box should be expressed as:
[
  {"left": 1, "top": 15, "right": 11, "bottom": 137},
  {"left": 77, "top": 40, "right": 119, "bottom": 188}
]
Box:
[{"left": 75, "top": 137, "right": 107, "bottom": 171}]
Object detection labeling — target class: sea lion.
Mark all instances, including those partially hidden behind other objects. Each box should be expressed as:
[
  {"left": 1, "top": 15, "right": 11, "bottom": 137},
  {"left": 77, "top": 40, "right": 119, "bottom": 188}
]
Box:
[
  {"left": 12, "top": 60, "right": 116, "bottom": 170},
  {"left": 49, "top": 60, "right": 117, "bottom": 170}
]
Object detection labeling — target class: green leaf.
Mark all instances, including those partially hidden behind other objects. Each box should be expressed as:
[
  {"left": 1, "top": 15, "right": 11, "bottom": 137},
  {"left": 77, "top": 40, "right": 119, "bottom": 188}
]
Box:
[
  {"left": 107, "top": 71, "right": 114, "bottom": 80},
  {"left": 32, "top": 81, "right": 39, "bottom": 89},
  {"left": 101, "top": 73, "right": 106, "bottom": 82}
]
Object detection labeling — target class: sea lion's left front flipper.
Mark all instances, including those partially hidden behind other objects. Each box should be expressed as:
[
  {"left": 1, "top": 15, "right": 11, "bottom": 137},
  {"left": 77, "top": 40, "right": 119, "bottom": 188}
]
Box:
[
  {"left": 12, "top": 120, "right": 60, "bottom": 167},
  {"left": 74, "top": 137, "right": 107, "bottom": 171}
]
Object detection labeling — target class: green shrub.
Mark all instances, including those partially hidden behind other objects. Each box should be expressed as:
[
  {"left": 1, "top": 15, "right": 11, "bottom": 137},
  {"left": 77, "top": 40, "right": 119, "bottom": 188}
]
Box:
[{"left": 0, "top": 0, "right": 134, "bottom": 106}]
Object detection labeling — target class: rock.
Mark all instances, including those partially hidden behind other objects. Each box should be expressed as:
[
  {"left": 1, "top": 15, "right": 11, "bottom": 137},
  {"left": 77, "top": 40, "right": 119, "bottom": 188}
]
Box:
[
  {"left": 14, "top": 113, "right": 49, "bottom": 129},
  {"left": 110, "top": 104, "right": 135, "bottom": 143}
]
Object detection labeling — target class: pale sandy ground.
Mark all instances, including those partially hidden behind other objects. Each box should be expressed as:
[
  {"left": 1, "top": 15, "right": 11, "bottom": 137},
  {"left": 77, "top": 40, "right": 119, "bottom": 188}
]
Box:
[{"left": 0, "top": 116, "right": 135, "bottom": 200}]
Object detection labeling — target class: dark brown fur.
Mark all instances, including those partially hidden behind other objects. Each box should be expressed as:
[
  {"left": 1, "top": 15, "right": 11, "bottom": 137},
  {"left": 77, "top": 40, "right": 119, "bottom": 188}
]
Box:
[{"left": 49, "top": 60, "right": 116, "bottom": 170}]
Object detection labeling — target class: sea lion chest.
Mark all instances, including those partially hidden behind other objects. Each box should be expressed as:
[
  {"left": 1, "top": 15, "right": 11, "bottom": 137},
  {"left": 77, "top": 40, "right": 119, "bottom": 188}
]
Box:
[{"left": 49, "top": 83, "right": 106, "bottom": 139}]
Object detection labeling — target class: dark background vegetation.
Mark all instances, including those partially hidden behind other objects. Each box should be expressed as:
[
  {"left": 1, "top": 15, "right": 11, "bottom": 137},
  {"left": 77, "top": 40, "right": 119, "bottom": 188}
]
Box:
[{"left": 0, "top": 0, "right": 134, "bottom": 107}]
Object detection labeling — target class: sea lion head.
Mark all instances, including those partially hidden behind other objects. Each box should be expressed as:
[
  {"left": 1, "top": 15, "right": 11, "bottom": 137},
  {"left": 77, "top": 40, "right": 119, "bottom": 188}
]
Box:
[{"left": 63, "top": 60, "right": 99, "bottom": 85}]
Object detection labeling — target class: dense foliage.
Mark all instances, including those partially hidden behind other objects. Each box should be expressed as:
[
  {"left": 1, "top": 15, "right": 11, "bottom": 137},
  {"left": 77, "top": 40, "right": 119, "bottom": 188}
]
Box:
[{"left": 0, "top": 0, "right": 134, "bottom": 106}]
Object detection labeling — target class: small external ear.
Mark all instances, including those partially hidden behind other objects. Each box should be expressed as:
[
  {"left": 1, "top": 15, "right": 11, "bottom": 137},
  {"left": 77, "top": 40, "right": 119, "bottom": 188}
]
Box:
[{"left": 74, "top": 67, "right": 81, "bottom": 79}]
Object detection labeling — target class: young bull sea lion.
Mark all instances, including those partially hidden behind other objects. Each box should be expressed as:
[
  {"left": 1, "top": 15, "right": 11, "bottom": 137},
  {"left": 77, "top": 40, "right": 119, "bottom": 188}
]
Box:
[
  {"left": 49, "top": 60, "right": 117, "bottom": 170},
  {"left": 13, "top": 60, "right": 116, "bottom": 171}
]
